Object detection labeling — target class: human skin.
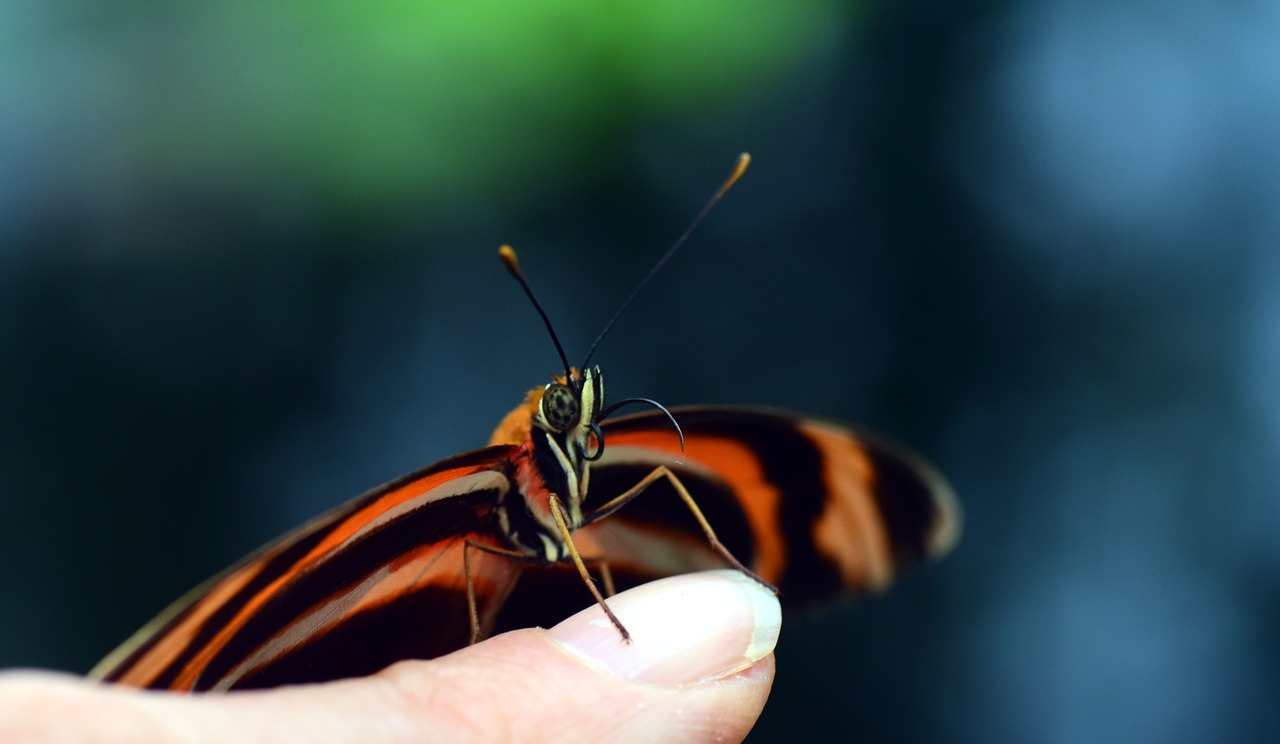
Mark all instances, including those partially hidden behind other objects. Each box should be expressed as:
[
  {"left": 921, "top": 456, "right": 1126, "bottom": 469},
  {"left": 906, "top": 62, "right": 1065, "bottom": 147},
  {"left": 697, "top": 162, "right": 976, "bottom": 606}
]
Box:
[{"left": 0, "top": 570, "right": 780, "bottom": 743}]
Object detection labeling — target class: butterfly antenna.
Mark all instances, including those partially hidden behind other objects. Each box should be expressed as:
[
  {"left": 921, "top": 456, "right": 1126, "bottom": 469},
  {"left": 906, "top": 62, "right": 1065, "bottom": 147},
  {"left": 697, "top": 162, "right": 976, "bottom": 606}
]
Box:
[
  {"left": 599, "top": 397, "right": 686, "bottom": 460},
  {"left": 581, "top": 152, "right": 751, "bottom": 370},
  {"left": 500, "top": 245, "right": 574, "bottom": 382}
]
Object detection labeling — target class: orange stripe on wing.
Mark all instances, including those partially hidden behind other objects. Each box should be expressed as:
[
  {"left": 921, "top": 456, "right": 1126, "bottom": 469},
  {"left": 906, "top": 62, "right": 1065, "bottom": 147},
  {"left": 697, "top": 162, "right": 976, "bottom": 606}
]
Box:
[
  {"left": 798, "top": 420, "right": 894, "bottom": 591},
  {"left": 212, "top": 533, "right": 520, "bottom": 690},
  {"left": 305, "top": 467, "right": 510, "bottom": 565},
  {"left": 168, "top": 465, "right": 510, "bottom": 690},
  {"left": 98, "top": 552, "right": 273, "bottom": 688},
  {"left": 601, "top": 430, "right": 787, "bottom": 584}
]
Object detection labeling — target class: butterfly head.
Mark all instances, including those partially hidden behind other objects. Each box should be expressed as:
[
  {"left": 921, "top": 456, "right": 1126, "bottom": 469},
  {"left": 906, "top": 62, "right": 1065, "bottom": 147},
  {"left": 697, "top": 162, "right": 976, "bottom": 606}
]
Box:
[{"left": 535, "top": 366, "right": 605, "bottom": 461}]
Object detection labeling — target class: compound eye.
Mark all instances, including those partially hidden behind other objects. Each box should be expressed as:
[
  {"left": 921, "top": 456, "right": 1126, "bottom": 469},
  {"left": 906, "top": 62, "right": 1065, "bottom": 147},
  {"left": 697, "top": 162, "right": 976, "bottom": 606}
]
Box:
[{"left": 541, "top": 383, "right": 581, "bottom": 432}]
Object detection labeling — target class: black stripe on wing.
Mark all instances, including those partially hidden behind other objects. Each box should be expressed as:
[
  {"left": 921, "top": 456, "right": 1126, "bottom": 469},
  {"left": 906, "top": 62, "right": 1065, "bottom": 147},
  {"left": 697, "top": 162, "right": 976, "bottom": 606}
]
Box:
[
  {"left": 198, "top": 489, "right": 509, "bottom": 690},
  {"left": 591, "top": 407, "right": 956, "bottom": 604},
  {"left": 93, "top": 446, "right": 520, "bottom": 690}
]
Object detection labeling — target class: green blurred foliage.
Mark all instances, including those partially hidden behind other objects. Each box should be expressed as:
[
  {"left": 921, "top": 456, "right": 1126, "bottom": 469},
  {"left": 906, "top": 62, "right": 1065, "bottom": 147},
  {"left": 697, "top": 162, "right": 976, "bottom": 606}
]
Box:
[{"left": 7, "top": 1, "right": 843, "bottom": 223}]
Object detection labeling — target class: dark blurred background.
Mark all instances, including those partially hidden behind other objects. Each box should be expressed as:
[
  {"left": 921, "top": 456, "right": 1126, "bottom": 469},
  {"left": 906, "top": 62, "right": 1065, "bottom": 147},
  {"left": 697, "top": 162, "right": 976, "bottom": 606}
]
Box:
[{"left": 3, "top": 1, "right": 1277, "bottom": 741}]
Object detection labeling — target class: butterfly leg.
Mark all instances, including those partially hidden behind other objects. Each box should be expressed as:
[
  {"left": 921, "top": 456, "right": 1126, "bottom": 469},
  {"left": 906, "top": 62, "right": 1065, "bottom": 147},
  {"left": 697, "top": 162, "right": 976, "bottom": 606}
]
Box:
[
  {"left": 462, "top": 539, "right": 540, "bottom": 645},
  {"left": 548, "top": 493, "right": 632, "bottom": 643},
  {"left": 583, "top": 466, "right": 779, "bottom": 595},
  {"left": 572, "top": 555, "right": 619, "bottom": 596},
  {"left": 592, "top": 558, "right": 618, "bottom": 597}
]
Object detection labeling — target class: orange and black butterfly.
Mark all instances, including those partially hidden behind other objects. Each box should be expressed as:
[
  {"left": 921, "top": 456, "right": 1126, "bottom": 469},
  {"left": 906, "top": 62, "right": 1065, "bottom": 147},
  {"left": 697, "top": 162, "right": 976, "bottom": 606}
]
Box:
[{"left": 90, "top": 155, "right": 960, "bottom": 692}]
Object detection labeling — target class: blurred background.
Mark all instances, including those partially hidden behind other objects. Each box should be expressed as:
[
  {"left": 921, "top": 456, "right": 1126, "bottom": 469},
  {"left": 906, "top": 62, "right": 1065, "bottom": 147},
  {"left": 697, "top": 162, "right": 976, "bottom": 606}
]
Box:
[{"left": 2, "top": 0, "right": 1278, "bottom": 741}]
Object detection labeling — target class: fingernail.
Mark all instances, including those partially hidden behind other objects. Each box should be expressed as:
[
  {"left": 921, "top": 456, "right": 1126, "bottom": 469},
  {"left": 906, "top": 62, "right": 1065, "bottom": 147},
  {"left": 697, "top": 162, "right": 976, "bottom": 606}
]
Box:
[{"left": 546, "top": 570, "right": 781, "bottom": 685}]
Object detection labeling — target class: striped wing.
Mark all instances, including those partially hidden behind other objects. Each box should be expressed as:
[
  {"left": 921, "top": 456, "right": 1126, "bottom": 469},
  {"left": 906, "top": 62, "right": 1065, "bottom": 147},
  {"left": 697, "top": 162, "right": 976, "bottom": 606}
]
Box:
[
  {"left": 93, "top": 408, "right": 959, "bottom": 690},
  {"left": 505, "top": 406, "right": 960, "bottom": 617},
  {"left": 91, "top": 447, "right": 523, "bottom": 691}
]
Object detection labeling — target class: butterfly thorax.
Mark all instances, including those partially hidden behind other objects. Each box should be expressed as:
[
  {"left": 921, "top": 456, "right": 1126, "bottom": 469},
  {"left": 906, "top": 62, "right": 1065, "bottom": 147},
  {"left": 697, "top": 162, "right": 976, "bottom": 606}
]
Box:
[{"left": 489, "top": 366, "right": 604, "bottom": 563}]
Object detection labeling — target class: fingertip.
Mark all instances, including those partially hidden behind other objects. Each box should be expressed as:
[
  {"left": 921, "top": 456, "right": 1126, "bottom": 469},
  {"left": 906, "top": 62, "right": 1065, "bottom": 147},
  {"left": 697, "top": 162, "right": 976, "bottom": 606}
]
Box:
[
  {"left": 382, "top": 629, "right": 775, "bottom": 743},
  {"left": 547, "top": 570, "right": 782, "bottom": 685},
  {"left": 377, "top": 572, "right": 781, "bottom": 742}
]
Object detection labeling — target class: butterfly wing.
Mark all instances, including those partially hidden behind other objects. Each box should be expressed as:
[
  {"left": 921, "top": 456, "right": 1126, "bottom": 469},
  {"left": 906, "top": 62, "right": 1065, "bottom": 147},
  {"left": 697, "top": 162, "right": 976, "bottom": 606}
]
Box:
[
  {"left": 91, "top": 446, "right": 524, "bottom": 691},
  {"left": 94, "top": 408, "right": 959, "bottom": 689},
  {"left": 570, "top": 406, "right": 959, "bottom": 605}
]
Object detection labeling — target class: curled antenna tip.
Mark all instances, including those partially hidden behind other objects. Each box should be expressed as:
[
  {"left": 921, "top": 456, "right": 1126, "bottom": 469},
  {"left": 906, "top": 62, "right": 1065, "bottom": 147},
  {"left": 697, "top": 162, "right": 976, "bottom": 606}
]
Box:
[
  {"left": 498, "top": 245, "right": 519, "bottom": 272},
  {"left": 708, "top": 153, "right": 750, "bottom": 213},
  {"left": 716, "top": 153, "right": 751, "bottom": 198}
]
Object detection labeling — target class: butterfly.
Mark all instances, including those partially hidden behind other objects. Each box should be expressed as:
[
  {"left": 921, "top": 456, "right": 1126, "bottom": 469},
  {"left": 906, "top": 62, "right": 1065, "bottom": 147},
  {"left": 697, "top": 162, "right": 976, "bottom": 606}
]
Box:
[{"left": 90, "top": 155, "right": 960, "bottom": 692}]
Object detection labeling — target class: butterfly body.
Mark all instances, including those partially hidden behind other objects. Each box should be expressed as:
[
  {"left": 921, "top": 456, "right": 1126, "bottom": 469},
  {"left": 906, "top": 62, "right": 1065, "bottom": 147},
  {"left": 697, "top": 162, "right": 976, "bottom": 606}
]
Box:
[{"left": 487, "top": 368, "right": 603, "bottom": 564}]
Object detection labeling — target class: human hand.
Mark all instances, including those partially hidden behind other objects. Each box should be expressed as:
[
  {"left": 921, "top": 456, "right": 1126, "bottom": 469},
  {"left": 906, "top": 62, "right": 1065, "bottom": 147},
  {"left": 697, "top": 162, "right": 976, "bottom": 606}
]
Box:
[{"left": 0, "top": 570, "right": 780, "bottom": 743}]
